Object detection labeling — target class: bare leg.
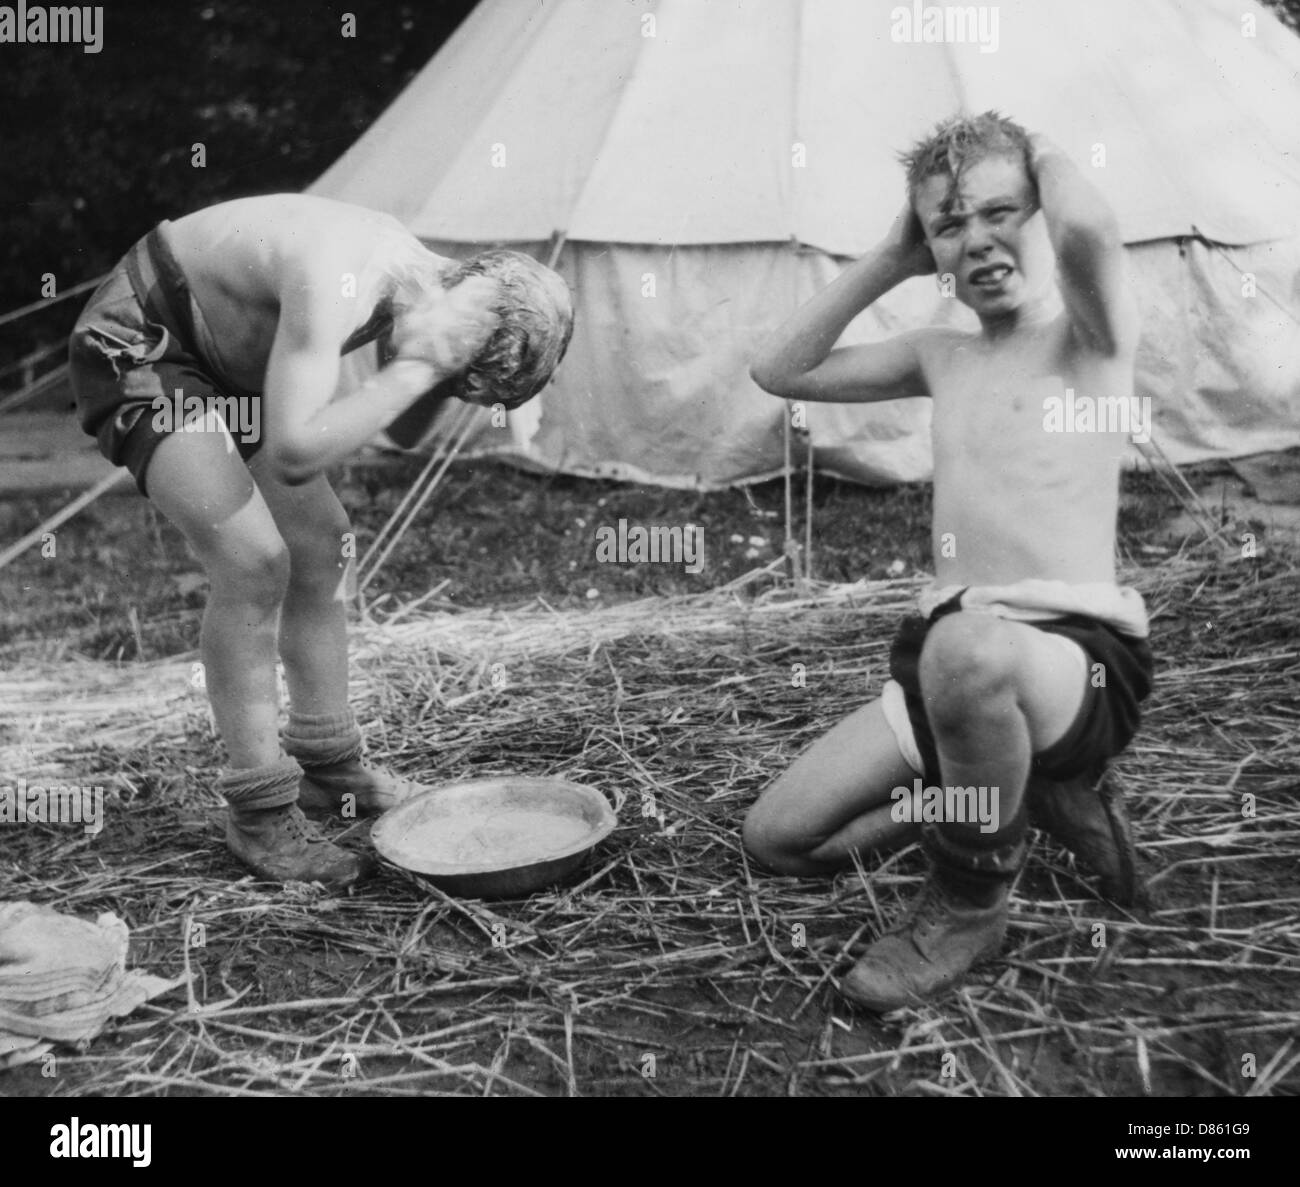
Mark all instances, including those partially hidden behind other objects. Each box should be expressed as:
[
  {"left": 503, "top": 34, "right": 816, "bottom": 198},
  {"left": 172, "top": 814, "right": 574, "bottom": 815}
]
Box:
[
  {"left": 843, "top": 612, "right": 1091, "bottom": 1010},
  {"left": 144, "top": 427, "right": 364, "bottom": 888},
  {"left": 249, "top": 455, "right": 424, "bottom": 815},
  {"left": 248, "top": 457, "right": 352, "bottom": 717},
  {"left": 743, "top": 699, "right": 919, "bottom": 876},
  {"left": 922, "top": 612, "right": 1087, "bottom": 847},
  {"left": 146, "top": 430, "right": 288, "bottom": 767}
]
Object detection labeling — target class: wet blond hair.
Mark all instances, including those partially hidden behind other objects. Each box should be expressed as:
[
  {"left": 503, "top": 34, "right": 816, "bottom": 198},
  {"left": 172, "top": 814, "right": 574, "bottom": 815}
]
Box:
[
  {"left": 395, "top": 250, "right": 574, "bottom": 411},
  {"left": 900, "top": 111, "right": 1034, "bottom": 212}
]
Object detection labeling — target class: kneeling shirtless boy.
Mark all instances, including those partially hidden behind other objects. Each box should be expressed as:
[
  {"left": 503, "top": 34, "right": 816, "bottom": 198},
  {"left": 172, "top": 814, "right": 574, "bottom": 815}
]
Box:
[{"left": 745, "top": 115, "right": 1153, "bottom": 1010}]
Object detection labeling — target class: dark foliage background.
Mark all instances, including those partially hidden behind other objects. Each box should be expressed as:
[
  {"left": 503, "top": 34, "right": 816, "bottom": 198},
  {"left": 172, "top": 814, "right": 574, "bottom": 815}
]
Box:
[
  {"left": 0, "top": 0, "right": 477, "bottom": 369},
  {"left": 1, "top": 0, "right": 1298, "bottom": 373}
]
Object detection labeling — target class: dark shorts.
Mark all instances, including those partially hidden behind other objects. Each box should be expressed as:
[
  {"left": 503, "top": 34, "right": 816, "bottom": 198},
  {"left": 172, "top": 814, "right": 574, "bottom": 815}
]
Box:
[
  {"left": 888, "top": 594, "right": 1155, "bottom": 784},
  {"left": 67, "top": 222, "right": 264, "bottom": 497}
]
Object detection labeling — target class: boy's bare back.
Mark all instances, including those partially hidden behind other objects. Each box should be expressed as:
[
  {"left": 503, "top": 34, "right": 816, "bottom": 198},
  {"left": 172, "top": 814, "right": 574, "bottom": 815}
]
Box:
[{"left": 167, "top": 194, "right": 440, "bottom": 392}]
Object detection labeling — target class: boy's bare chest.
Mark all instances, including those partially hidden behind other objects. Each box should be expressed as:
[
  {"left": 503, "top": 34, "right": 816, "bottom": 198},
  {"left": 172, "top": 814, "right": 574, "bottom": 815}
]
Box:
[
  {"left": 935, "top": 368, "right": 1062, "bottom": 457},
  {"left": 926, "top": 331, "right": 1128, "bottom": 463}
]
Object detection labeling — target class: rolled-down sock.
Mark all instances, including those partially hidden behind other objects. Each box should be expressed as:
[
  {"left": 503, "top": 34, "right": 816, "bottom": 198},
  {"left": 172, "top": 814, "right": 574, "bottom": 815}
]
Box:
[
  {"left": 922, "top": 802, "right": 1029, "bottom": 905},
  {"left": 282, "top": 710, "right": 364, "bottom": 769},
  {"left": 217, "top": 756, "right": 304, "bottom": 814}
]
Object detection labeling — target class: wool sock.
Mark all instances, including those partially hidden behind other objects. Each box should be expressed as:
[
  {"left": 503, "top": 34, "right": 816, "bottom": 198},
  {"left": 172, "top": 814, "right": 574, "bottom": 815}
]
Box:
[
  {"left": 218, "top": 755, "right": 304, "bottom": 814},
  {"left": 282, "top": 710, "right": 364, "bottom": 769},
  {"left": 923, "top": 803, "right": 1028, "bottom": 907}
]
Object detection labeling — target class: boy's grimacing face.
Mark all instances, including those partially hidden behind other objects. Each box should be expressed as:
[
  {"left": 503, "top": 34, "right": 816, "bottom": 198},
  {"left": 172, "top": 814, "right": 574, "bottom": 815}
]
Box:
[{"left": 913, "top": 153, "right": 1054, "bottom": 316}]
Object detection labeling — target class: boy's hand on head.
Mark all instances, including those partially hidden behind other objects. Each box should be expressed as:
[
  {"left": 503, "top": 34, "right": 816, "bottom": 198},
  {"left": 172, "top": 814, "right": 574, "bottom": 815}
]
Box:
[
  {"left": 381, "top": 357, "right": 440, "bottom": 399},
  {"left": 882, "top": 202, "right": 937, "bottom": 278},
  {"left": 393, "top": 275, "right": 501, "bottom": 376},
  {"left": 1026, "top": 132, "right": 1062, "bottom": 172},
  {"left": 1022, "top": 129, "right": 1134, "bottom": 355}
]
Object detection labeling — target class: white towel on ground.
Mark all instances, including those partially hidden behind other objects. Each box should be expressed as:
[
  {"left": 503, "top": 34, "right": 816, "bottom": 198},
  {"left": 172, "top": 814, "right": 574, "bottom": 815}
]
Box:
[{"left": 0, "top": 901, "right": 186, "bottom": 1069}]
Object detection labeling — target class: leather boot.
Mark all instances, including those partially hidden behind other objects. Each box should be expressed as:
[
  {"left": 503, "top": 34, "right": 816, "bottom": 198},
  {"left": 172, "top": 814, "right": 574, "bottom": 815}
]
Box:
[
  {"left": 841, "top": 822, "right": 1023, "bottom": 1011},
  {"left": 1028, "top": 764, "right": 1143, "bottom": 906},
  {"left": 840, "top": 878, "right": 1010, "bottom": 1011},
  {"left": 298, "top": 755, "right": 427, "bottom": 817},
  {"left": 220, "top": 757, "right": 368, "bottom": 888},
  {"left": 283, "top": 709, "right": 426, "bottom": 816}
]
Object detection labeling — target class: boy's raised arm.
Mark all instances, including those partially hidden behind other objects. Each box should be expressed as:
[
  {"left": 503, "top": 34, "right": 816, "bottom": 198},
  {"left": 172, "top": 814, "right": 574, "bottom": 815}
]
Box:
[
  {"left": 262, "top": 282, "right": 429, "bottom": 484},
  {"left": 263, "top": 258, "right": 497, "bottom": 485},
  {"left": 1029, "top": 135, "right": 1138, "bottom": 357},
  {"left": 750, "top": 206, "right": 937, "bottom": 404}
]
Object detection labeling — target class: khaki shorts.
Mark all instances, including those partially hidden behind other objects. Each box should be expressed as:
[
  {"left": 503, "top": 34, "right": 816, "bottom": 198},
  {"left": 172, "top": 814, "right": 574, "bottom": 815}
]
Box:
[{"left": 67, "top": 223, "right": 263, "bottom": 496}]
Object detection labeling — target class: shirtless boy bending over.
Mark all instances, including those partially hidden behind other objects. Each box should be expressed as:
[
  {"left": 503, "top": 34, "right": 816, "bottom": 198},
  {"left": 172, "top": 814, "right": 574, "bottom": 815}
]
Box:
[
  {"left": 69, "top": 194, "right": 573, "bottom": 890},
  {"left": 744, "top": 114, "right": 1153, "bottom": 1010}
]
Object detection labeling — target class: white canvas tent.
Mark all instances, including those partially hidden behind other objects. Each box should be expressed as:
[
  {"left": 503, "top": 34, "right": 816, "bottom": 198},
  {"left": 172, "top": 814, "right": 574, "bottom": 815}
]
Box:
[{"left": 313, "top": 0, "right": 1300, "bottom": 488}]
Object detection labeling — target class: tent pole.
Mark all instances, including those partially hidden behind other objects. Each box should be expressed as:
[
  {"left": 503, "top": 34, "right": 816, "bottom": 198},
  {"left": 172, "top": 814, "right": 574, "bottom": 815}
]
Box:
[
  {"left": 1133, "top": 435, "right": 1231, "bottom": 547},
  {"left": 782, "top": 401, "right": 796, "bottom": 580},
  {"left": 356, "top": 432, "right": 448, "bottom": 576},
  {"left": 0, "top": 362, "right": 70, "bottom": 417},
  {"left": 0, "top": 469, "right": 129, "bottom": 573},
  {"left": 543, "top": 230, "right": 568, "bottom": 270},
  {"left": 0, "top": 273, "right": 107, "bottom": 330},
  {"left": 357, "top": 402, "right": 480, "bottom": 599},
  {"left": 804, "top": 429, "right": 814, "bottom": 582},
  {"left": 0, "top": 338, "right": 67, "bottom": 386}
]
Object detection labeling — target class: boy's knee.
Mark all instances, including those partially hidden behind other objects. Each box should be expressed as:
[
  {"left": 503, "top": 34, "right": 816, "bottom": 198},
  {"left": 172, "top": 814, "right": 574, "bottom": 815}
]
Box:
[
  {"left": 920, "top": 612, "right": 1018, "bottom": 717},
  {"left": 741, "top": 809, "right": 776, "bottom": 866},
  {"left": 285, "top": 517, "right": 354, "bottom": 595},
  {"left": 212, "top": 539, "right": 291, "bottom": 608},
  {"left": 743, "top": 806, "right": 813, "bottom": 876},
  {"left": 289, "top": 549, "right": 351, "bottom": 599}
]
